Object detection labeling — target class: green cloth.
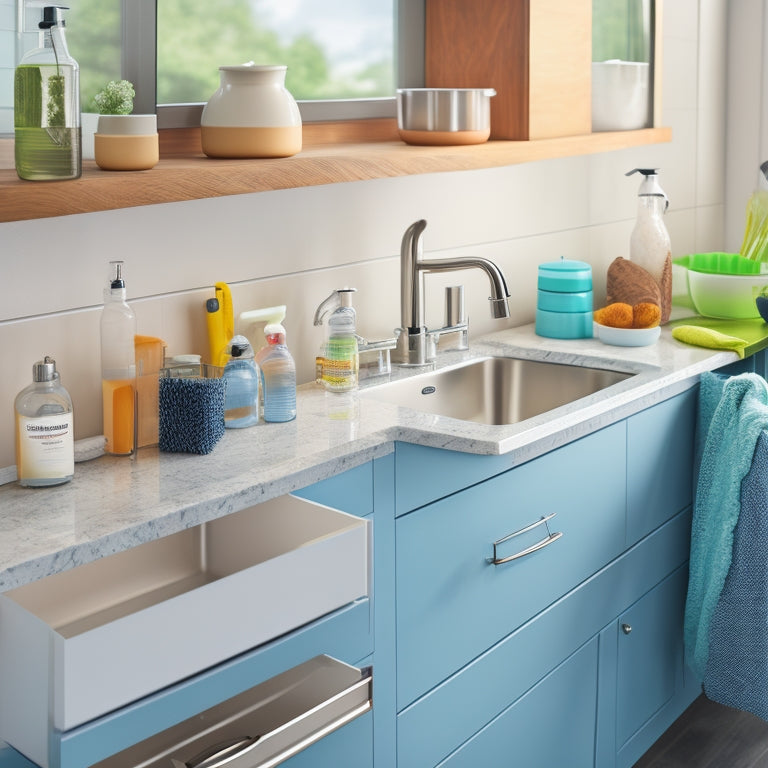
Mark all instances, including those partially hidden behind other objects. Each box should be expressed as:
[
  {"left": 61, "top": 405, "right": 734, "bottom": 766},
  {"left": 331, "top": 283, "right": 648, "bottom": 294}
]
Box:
[{"left": 672, "top": 325, "right": 747, "bottom": 359}]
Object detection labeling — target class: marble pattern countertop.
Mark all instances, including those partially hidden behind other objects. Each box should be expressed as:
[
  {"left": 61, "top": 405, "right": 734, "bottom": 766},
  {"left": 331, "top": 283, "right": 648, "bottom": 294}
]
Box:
[{"left": 0, "top": 323, "right": 735, "bottom": 592}]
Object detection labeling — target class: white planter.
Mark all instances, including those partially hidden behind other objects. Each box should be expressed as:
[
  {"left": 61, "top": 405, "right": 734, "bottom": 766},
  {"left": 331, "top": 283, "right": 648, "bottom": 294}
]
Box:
[
  {"left": 94, "top": 113, "right": 159, "bottom": 171},
  {"left": 591, "top": 60, "right": 650, "bottom": 132}
]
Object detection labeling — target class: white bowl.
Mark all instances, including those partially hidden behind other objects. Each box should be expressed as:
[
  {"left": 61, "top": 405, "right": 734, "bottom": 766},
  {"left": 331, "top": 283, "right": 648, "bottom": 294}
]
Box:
[
  {"left": 594, "top": 322, "right": 660, "bottom": 347},
  {"left": 686, "top": 270, "right": 768, "bottom": 319}
]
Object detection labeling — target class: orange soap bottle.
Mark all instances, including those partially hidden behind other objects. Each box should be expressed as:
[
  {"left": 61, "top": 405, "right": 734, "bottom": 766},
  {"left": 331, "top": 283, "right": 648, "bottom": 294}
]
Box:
[{"left": 100, "top": 260, "right": 136, "bottom": 455}]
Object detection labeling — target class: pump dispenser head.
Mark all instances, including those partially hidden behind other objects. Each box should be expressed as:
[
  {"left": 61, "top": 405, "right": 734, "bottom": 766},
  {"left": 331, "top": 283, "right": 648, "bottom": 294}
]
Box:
[
  {"left": 109, "top": 260, "right": 125, "bottom": 289},
  {"left": 40, "top": 6, "right": 68, "bottom": 28},
  {"left": 313, "top": 288, "right": 357, "bottom": 326},
  {"left": 32, "top": 356, "right": 58, "bottom": 383},
  {"left": 626, "top": 168, "right": 668, "bottom": 210},
  {"left": 227, "top": 334, "right": 254, "bottom": 359}
]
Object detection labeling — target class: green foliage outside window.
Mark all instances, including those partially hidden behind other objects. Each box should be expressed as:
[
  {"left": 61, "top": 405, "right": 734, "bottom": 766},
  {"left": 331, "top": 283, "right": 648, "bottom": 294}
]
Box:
[
  {"left": 65, "top": 0, "right": 393, "bottom": 110},
  {"left": 593, "top": 0, "right": 651, "bottom": 62}
]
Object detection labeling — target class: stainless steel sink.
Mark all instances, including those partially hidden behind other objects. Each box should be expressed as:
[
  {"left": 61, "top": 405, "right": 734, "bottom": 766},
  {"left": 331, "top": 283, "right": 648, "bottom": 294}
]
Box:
[{"left": 361, "top": 356, "right": 633, "bottom": 426}]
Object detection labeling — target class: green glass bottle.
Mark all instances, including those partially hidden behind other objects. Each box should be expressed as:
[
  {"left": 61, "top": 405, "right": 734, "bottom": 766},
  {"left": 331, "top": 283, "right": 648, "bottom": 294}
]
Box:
[{"left": 14, "top": 6, "right": 81, "bottom": 181}]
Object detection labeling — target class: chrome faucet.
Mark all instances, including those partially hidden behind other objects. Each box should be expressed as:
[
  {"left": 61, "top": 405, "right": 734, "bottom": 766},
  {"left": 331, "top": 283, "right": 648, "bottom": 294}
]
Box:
[{"left": 393, "top": 219, "right": 511, "bottom": 366}]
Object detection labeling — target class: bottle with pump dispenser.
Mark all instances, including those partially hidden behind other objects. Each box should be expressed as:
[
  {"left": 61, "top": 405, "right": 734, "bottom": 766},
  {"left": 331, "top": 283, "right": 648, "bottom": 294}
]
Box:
[
  {"left": 14, "top": 5, "right": 81, "bottom": 180},
  {"left": 627, "top": 168, "right": 672, "bottom": 322},
  {"left": 222, "top": 335, "right": 260, "bottom": 428},
  {"left": 15, "top": 356, "right": 74, "bottom": 487},
  {"left": 313, "top": 288, "right": 359, "bottom": 392},
  {"left": 240, "top": 305, "right": 296, "bottom": 423},
  {"left": 101, "top": 260, "right": 136, "bottom": 455}
]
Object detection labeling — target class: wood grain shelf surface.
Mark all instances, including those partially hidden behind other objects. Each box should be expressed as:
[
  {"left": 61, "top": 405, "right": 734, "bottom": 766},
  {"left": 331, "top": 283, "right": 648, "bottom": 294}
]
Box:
[{"left": 0, "top": 122, "right": 671, "bottom": 223}]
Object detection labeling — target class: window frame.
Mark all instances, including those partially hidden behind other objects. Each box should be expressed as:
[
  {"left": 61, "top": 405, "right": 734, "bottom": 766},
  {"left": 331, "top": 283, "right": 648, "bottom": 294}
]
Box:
[{"left": 123, "top": 0, "right": 424, "bottom": 128}]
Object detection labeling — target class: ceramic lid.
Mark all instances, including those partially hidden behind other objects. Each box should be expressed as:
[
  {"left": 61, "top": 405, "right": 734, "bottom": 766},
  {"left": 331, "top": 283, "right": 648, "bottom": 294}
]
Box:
[{"left": 537, "top": 258, "right": 593, "bottom": 292}]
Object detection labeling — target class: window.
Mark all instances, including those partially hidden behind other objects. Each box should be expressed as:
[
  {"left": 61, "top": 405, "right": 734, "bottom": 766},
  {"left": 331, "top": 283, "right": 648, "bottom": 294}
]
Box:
[{"left": 59, "top": 0, "right": 423, "bottom": 127}]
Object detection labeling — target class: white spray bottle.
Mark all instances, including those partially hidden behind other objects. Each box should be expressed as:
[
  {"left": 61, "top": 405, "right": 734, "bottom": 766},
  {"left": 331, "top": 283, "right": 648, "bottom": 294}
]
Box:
[{"left": 239, "top": 305, "right": 296, "bottom": 423}]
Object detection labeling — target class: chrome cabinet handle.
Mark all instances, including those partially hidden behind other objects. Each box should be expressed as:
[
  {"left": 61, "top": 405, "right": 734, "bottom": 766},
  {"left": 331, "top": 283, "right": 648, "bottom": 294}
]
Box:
[
  {"left": 489, "top": 512, "right": 563, "bottom": 565},
  {"left": 622, "top": 623, "right": 632, "bottom": 635},
  {"left": 183, "top": 736, "right": 260, "bottom": 768}
]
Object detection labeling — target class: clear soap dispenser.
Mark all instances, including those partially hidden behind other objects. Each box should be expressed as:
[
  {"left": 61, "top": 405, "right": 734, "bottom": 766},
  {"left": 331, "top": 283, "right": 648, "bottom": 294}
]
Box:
[
  {"left": 101, "top": 260, "right": 136, "bottom": 455},
  {"left": 222, "top": 335, "right": 260, "bottom": 428},
  {"left": 314, "top": 288, "right": 359, "bottom": 392},
  {"left": 15, "top": 356, "right": 74, "bottom": 487},
  {"left": 626, "top": 168, "right": 672, "bottom": 322},
  {"left": 14, "top": 5, "right": 81, "bottom": 180}
]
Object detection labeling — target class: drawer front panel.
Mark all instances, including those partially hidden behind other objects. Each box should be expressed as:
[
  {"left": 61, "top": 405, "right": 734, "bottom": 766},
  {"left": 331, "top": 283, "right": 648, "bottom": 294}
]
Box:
[
  {"left": 438, "top": 638, "right": 598, "bottom": 768},
  {"left": 626, "top": 389, "right": 696, "bottom": 545},
  {"left": 398, "top": 510, "right": 693, "bottom": 768},
  {"left": 396, "top": 422, "right": 626, "bottom": 709},
  {"left": 57, "top": 601, "right": 372, "bottom": 768}
]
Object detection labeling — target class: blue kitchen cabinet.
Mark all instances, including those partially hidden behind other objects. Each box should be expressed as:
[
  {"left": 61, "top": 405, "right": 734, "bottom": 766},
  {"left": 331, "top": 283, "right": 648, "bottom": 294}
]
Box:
[{"left": 393, "top": 387, "right": 699, "bottom": 768}]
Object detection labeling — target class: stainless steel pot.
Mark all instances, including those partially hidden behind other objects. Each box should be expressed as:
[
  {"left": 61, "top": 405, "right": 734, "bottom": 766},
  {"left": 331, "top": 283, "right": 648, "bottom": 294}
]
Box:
[{"left": 396, "top": 88, "right": 496, "bottom": 145}]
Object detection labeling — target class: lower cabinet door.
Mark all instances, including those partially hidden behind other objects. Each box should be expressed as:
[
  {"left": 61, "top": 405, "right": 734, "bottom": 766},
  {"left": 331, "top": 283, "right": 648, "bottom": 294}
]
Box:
[
  {"left": 616, "top": 566, "right": 688, "bottom": 751},
  {"left": 437, "top": 638, "right": 599, "bottom": 768}
]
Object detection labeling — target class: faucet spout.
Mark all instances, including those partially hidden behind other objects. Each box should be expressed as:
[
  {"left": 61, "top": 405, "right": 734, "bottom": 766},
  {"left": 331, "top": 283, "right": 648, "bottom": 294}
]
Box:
[{"left": 394, "top": 219, "right": 511, "bottom": 366}]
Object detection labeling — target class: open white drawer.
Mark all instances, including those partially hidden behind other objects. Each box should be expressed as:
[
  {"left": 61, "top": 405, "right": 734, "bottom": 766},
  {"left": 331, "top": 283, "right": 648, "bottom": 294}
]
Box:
[
  {"left": 0, "top": 495, "right": 369, "bottom": 768},
  {"left": 92, "top": 655, "right": 372, "bottom": 768}
]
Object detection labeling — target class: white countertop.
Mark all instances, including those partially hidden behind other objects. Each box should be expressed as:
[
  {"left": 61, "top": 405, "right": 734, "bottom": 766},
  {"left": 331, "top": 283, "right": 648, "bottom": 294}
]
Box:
[{"left": 0, "top": 323, "right": 736, "bottom": 592}]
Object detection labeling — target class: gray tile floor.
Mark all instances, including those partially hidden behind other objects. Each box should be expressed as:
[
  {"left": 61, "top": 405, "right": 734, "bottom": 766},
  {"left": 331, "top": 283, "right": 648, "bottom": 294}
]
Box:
[{"left": 634, "top": 696, "right": 768, "bottom": 767}]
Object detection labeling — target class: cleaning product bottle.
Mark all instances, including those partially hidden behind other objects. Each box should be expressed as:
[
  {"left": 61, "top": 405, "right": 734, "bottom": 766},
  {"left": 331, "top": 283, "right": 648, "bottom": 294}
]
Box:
[
  {"left": 14, "top": 5, "right": 81, "bottom": 181},
  {"left": 101, "top": 260, "right": 136, "bottom": 455},
  {"left": 15, "top": 356, "right": 74, "bottom": 487},
  {"left": 313, "top": 288, "right": 359, "bottom": 392},
  {"left": 240, "top": 305, "right": 296, "bottom": 422},
  {"left": 626, "top": 168, "right": 672, "bottom": 322},
  {"left": 222, "top": 335, "right": 260, "bottom": 428},
  {"left": 205, "top": 282, "right": 233, "bottom": 367}
]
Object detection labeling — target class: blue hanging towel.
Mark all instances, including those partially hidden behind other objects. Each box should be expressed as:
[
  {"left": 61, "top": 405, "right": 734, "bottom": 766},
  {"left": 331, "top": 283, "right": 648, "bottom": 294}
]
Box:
[
  {"left": 684, "top": 372, "right": 768, "bottom": 680},
  {"left": 704, "top": 430, "right": 768, "bottom": 719}
]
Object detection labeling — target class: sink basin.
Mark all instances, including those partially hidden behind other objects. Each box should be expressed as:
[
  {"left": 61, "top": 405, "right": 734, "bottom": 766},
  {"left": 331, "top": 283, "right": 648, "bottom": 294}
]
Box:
[{"left": 361, "top": 356, "right": 633, "bottom": 426}]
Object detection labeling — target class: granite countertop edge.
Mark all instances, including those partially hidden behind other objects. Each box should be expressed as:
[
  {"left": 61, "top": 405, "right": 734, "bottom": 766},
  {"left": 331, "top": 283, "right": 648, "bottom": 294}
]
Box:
[{"left": 0, "top": 323, "right": 738, "bottom": 592}]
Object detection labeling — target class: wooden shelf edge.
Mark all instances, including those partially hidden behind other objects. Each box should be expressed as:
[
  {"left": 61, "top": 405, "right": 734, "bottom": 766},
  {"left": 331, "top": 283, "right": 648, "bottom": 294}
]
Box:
[{"left": 0, "top": 125, "right": 671, "bottom": 223}]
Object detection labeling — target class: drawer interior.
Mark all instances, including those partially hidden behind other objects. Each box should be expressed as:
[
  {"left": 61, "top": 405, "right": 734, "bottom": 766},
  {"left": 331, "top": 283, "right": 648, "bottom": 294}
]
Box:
[
  {"left": 5, "top": 495, "right": 364, "bottom": 638},
  {"left": 91, "top": 655, "right": 372, "bottom": 768}
]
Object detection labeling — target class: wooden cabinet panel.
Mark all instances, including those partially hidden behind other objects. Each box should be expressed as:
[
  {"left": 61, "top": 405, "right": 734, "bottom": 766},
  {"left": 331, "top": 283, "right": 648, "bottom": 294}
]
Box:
[{"left": 426, "top": 0, "right": 592, "bottom": 140}]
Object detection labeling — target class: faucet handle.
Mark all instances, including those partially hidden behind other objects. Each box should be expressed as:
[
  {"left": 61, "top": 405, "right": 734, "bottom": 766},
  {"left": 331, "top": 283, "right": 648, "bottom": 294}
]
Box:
[{"left": 444, "top": 285, "right": 466, "bottom": 327}]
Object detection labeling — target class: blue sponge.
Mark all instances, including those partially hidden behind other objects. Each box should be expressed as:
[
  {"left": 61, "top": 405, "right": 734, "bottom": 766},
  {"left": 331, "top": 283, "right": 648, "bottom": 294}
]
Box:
[{"left": 159, "top": 377, "right": 226, "bottom": 455}]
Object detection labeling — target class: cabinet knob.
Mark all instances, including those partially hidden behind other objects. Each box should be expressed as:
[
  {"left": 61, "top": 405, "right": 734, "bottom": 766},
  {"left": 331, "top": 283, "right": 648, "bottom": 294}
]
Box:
[{"left": 621, "top": 623, "right": 632, "bottom": 635}]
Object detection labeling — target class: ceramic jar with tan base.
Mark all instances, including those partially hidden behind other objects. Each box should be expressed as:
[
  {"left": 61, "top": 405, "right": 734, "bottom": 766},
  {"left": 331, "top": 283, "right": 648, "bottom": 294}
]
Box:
[
  {"left": 201, "top": 64, "right": 302, "bottom": 159},
  {"left": 94, "top": 114, "right": 159, "bottom": 171}
]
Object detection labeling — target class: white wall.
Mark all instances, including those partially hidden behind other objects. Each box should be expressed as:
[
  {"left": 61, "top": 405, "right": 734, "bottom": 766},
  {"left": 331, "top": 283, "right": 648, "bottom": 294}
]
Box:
[{"left": 0, "top": 0, "right": 732, "bottom": 470}]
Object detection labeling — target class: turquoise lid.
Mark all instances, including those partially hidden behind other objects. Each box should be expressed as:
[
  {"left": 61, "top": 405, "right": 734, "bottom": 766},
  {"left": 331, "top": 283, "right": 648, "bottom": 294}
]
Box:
[{"left": 538, "top": 258, "right": 593, "bottom": 292}]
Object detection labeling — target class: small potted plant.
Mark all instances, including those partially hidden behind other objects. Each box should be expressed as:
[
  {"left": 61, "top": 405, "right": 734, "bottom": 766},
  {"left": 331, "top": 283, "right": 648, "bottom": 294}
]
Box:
[{"left": 93, "top": 80, "right": 159, "bottom": 171}]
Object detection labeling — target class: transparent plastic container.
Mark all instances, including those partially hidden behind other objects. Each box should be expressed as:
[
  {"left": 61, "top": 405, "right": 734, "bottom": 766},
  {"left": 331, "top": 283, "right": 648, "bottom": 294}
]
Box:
[
  {"left": 15, "top": 356, "right": 74, "bottom": 487},
  {"left": 14, "top": 6, "right": 81, "bottom": 181}
]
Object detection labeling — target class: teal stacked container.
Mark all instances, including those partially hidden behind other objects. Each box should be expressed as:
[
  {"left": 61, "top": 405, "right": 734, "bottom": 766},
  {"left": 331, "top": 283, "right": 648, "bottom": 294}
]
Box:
[{"left": 535, "top": 258, "right": 593, "bottom": 338}]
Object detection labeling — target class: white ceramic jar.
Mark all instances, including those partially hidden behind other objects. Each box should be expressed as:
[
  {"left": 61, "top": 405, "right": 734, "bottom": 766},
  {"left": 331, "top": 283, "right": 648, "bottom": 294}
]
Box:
[{"left": 201, "top": 64, "right": 302, "bottom": 158}]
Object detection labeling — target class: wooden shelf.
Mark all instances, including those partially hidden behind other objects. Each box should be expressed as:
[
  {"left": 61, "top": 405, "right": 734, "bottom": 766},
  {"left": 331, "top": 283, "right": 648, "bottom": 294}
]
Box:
[{"left": 0, "top": 120, "right": 671, "bottom": 223}]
